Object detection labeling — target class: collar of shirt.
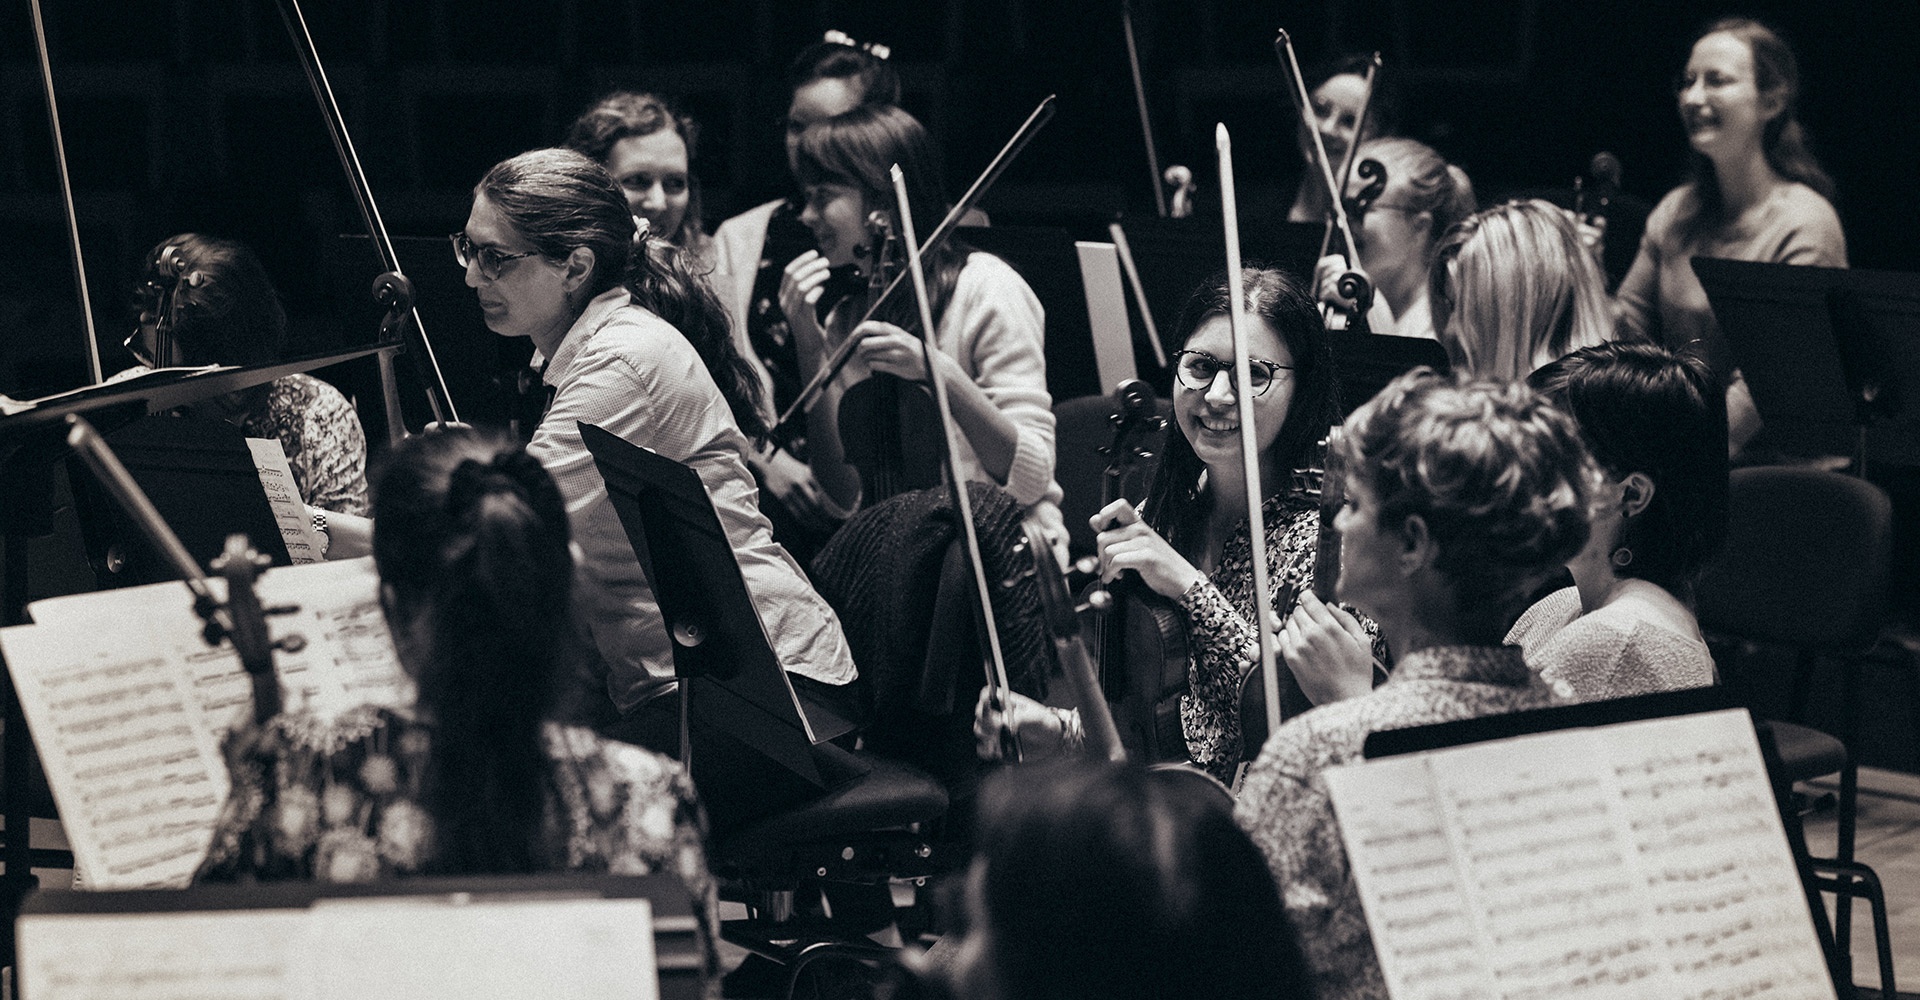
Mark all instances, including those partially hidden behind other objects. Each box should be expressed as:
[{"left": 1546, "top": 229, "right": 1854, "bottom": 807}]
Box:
[
  {"left": 541, "top": 288, "right": 634, "bottom": 389},
  {"left": 1387, "top": 644, "right": 1532, "bottom": 688}
]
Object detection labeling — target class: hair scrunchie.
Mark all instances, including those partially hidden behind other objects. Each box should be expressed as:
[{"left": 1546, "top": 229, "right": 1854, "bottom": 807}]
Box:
[{"left": 445, "top": 451, "right": 542, "bottom": 519}]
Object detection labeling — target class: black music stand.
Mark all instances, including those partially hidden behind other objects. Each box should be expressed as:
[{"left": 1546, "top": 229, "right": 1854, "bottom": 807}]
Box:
[
  {"left": 1695, "top": 258, "right": 1920, "bottom": 469},
  {"left": 18, "top": 872, "right": 707, "bottom": 1000},
  {"left": 1323, "top": 329, "right": 1450, "bottom": 417},
  {"left": 955, "top": 225, "right": 1102, "bottom": 402},
  {"left": 1362, "top": 685, "right": 1850, "bottom": 997},
  {"left": 0, "top": 343, "right": 390, "bottom": 950},
  {"left": 579, "top": 422, "right": 862, "bottom": 838}
]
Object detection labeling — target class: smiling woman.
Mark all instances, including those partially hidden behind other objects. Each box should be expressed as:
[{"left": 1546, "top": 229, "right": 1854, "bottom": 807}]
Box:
[
  {"left": 978, "top": 267, "right": 1384, "bottom": 783},
  {"left": 455, "top": 148, "right": 852, "bottom": 744},
  {"left": 1613, "top": 17, "right": 1845, "bottom": 455},
  {"left": 565, "top": 92, "right": 708, "bottom": 259}
]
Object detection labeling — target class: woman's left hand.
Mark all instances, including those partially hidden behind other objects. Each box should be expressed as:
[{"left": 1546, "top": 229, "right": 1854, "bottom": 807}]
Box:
[
  {"left": 850, "top": 321, "right": 933, "bottom": 382},
  {"left": 1278, "top": 588, "right": 1376, "bottom": 706}
]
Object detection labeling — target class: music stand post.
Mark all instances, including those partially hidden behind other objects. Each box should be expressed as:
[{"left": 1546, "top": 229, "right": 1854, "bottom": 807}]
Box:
[{"left": 0, "top": 343, "right": 391, "bottom": 937}]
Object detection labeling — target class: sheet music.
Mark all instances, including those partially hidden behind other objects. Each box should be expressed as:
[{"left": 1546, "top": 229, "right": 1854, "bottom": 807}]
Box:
[
  {"left": 16, "top": 909, "right": 308, "bottom": 1000},
  {"left": 246, "top": 437, "right": 325, "bottom": 564},
  {"left": 0, "top": 625, "right": 228, "bottom": 889},
  {"left": 304, "top": 897, "right": 659, "bottom": 1000},
  {"left": 5, "top": 558, "right": 408, "bottom": 888},
  {"left": 1326, "top": 710, "right": 1835, "bottom": 1000}
]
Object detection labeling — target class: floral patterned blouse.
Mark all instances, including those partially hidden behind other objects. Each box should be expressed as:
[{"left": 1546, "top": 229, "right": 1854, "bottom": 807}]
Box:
[
  {"left": 196, "top": 706, "right": 719, "bottom": 981},
  {"left": 242, "top": 373, "right": 369, "bottom": 516},
  {"left": 1175, "top": 492, "right": 1383, "bottom": 783}
]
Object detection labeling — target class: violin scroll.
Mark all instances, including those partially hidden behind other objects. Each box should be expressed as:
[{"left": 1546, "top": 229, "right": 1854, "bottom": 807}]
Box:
[{"left": 1163, "top": 165, "right": 1196, "bottom": 219}]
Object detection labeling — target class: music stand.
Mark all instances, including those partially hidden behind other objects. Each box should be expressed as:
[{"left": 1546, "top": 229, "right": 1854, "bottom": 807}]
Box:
[
  {"left": 18, "top": 871, "right": 706, "bottom": 1000},
  {"left": 579, "top": 422, "right": 860, "bottom": 838},
  {"left": 1361, "top": 685, "right": 1849, "bottom": 997},
  {"left": 1323, "top": 329, "right": 1450, "bottom": 418},
  {"left": 955, "top": 225, "right": 1102, "bottom": 402},
  {"left": 1696, "top": 258, "right": 1920, "bottom": 469}
]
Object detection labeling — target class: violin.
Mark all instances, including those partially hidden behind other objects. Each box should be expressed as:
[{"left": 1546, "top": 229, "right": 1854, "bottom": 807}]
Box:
[
  {"left": 1083, "top": 381, "right": 1193, "bottom": 764},
  {"left": 834, "top": 211, "right": 944, "bottom": 506}
]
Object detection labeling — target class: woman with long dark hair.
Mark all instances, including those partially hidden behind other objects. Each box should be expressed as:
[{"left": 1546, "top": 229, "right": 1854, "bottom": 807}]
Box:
[
  {"left": 1614, "top": 17, "right": 1845, "bottom": 453},
  {"left": 979, "top": 267, "right": 1378, "bottom": 781},
  {"left": 117, "top": 233, "right": 369, "bottom": 519},
  {"left": 781, "top": 104, "right": 1061, "bottom": 525},
  {"left": 198, "top": 430, "right": 720, "bottom": 979}
]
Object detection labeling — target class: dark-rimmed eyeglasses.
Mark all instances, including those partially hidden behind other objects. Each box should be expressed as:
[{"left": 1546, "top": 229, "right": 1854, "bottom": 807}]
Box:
[
  {"left": 450, "top": 232, "right": 540, "bottom": 280},
  {"left": 1173, "top": 349, "right": 1293, "bottom": 397}
]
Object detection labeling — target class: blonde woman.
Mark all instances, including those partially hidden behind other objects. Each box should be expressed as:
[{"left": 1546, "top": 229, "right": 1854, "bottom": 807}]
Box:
[{"left": 1431, "top": 199, "right": 1613, "bottom": 381}]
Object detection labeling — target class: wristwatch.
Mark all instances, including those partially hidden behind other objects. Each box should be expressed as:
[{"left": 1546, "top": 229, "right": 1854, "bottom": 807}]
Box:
[{"left": 311, "top": 508, "right": 331, "bottom": 558}]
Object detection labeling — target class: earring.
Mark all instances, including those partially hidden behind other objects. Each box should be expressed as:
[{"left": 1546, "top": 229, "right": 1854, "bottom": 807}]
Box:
[{"left": 1610, "top": 545, "right": 1634, "bottom": 568}]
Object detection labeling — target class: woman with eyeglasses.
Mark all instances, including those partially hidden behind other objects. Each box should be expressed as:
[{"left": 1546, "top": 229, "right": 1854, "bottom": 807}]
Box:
[
  {"left": 445, "top": 147, "right": 855, "bottom": 749},
  {"left": 1613, "top": 17, "right": 1844, "bottom": 455},
  {"left": 114, "top": 233, "right": 369, "bottom": 519},
  {"left": 1313, "top": 137, "right": 1476, "bottom": 341},
  {"left": 976, "top": 268, "right": 1379, "bottom": 783}
]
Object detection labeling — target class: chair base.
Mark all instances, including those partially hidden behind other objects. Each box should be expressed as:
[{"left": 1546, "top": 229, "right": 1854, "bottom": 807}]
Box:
[{"left": 1812, "top": 859, "right": 1897, "bottom": 1000}]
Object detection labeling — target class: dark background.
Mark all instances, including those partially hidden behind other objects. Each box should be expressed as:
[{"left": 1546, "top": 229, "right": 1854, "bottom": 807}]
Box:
[
  {"left": 4, "top": 0, "right": 1916, "bottom": 400},
  {"left": 2, "top": 0, "right": 1916, "bottom": 766}
]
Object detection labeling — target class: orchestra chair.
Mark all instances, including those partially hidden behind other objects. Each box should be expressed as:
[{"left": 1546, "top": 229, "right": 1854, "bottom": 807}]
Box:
[
  {"left": 1695, "top": 465, "right": 1895, "bottom": 992},
  {"left": 1051, "top": 391, "right": 1169, "bottom": 561},
  {"left": 581, "top": 425, "right": 959, "bottom": 1000}
]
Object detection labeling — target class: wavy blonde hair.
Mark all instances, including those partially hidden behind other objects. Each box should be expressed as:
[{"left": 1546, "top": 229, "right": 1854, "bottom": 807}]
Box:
[{"left": 1431, "top": 199, "right": 1613, "bottom": 381}]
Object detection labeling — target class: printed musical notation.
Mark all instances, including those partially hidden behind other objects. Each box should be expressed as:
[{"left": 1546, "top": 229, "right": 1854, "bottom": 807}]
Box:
[
  {"left": 1325, "top": 710, "right": 1837, "bottom": 1000},
  {"left": 246, "top": 437, "right": 325, "bottom": 564},
  {"left": 3, "top": 557, "right": 407, "bottom": 889}
]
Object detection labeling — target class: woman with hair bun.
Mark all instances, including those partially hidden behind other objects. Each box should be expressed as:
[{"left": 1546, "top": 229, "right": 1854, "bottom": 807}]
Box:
[
  {"left": 1614, "top": 17, "right": 1846, "bottom": 453},
  {"left": 1313, "top": 137, "right": 1476, "bottom": 341},
  {"left": 199, "top": 429, "right": 720, "bottom": 978},
  {"left": 1236, "top": 369, "right": 1593, "bottom": 1000}
]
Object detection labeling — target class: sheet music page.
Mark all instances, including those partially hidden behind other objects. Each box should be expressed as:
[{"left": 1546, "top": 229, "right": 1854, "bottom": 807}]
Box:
[
  {"left": 8, "top": 558, "right": 409, "bottom": 888},
  {"left": 246, "top": 437, "right": 324, "bottom": 564},
  {"left": 1327, "top": 709, "right": 1835, "bottom": 1000},
  {"left": 16, "top": 909, "right": 307, "bottom": 999},
  {"left": 0, "top": 625, "right": 227, "bottom": 889},
  {"left": 27, "top": 558, "right": 408, "bottom": 728},
  {"left": 303, "top": 897, "right": 659, "bottom": 1000}
]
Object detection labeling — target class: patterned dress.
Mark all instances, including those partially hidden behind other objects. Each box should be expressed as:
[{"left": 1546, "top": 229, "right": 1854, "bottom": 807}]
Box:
[
  {"left": 197, "top": 705, "right": 719, "bottom": 981},
  {"left": 1234, "top": 645, "right": 1564, "bottom": 1000},
  {"left": 241, "top": 374, "right": 369, "bottom": 516},
  {"left": 1175, "top": 492, "right": 1383, "bottom": 782}
]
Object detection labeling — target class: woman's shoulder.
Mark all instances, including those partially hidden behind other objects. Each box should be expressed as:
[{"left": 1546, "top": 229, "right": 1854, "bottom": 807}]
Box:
[
  {"left": 1644, "top": 184, "right": 1701, "bottom": 239},
  {"left": 954, "top": 251, "right": 1040, "bottom": 306}
]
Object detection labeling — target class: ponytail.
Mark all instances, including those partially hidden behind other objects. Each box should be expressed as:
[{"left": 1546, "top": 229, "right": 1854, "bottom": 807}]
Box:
[
  {"left": 478, "top": 148, "right": 768, "bottom": 442},
  {"left": 373, "top": 432, "right": 572, "bottom": 874}
]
